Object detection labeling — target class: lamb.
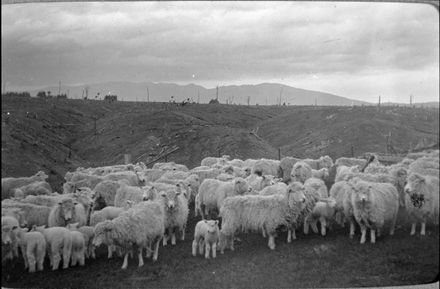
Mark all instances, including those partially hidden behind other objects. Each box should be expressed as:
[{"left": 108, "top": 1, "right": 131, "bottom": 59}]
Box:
[
  {"left": 71, "top": 225, "right": 95, "bottom": 259},
  {"left": 197, "top": 177, "right": 251, "bottom": 219},
  {"left": 252, "top": 158, "right": 280, "bottom": 177},
  {"left": 34, "top": 225, "right": 73, "bottom": 270},
  {"left": 245, "top": 174, "right": 276, "bottom": 193},
  {"left": 2, "top": 207, "right": 27, "bottom": 227},
  {"left": 192, "top": 220, "right": 220, "bottom": 259},
  {"left": 92, "top": 180, "right": 129, "bottom": 209},
  {"left": 308, "top": 197, "right": 337, "bottom": 236},
  {"left": 13, "top": 181, "right": 52, "bottom": 199},
  {"left": 329, "top": 181, "right": 357, "bottom": 238},
  {"left": 2, "top": 216, "right": 20, "bottom": 261},
  {"left": 66, "top": 223, "right": 86, "bottom": 267},
  {"left": 114, "top": 184, "right": 155, "bottom": 208},
  {"left": 48, "top": 198, "right": 87, "bottom": 227},
  {"left": 350, "top": 179, "right": 399, "bottom": 244},
  {"left": 311, "top": 168, "right": 330, "bottom": 182},
  {"left": 404, "top": 173, "right": 439, "bottom": 235},
  {"left": 290, "top": 161, "right": 313, "bottom": 184},
  {"left": 154, "top": 185, "right": 189, "bottom": 246},
  {"left": 2, "top": 171, "right": 49, "bottom": 200},
  {"left": 14, "top": 227, "right": 46, "bottom": 273},
  {"left": 303, "top": 155, "right": 334, "bottom": 170},
  {"left": 1, "top": 201, "right": 51, "bottom": 228},
  {"left": 219, "top": 182, "right": 307, "bottom": 251},
  {"left": 92, "top": 200, "right": 165, "bottom": 269}
]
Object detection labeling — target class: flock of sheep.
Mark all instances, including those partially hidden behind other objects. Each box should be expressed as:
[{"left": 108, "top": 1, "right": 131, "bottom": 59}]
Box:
[{"left": 1, "top": 149, "right": 439, "bottom": 272}]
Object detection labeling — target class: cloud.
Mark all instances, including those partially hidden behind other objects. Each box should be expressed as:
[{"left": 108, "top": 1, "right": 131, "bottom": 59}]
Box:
[{"left": 1, "top": 1, "right": 438, "bottom": 102}]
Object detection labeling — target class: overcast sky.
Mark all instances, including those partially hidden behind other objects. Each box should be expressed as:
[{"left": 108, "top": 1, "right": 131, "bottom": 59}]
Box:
[{"left": 2, "top": 1, "right": 439, "bottom": 103}]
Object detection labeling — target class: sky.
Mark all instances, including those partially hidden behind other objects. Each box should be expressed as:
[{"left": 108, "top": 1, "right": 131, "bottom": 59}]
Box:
[{"left": 1, "top": 1, "right": 439, "bottom": 103}]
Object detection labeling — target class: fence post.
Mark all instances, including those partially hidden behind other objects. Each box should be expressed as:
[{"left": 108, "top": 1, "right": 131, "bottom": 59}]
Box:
[
  {"left": 124, "top": 154, "right": 131, "bottom": 164},
  {"left": 278, "top": 147, "right": 281, "bottom": 160},
  {"left": 351, "top": 145, "right": 354, "bottom": 157}
]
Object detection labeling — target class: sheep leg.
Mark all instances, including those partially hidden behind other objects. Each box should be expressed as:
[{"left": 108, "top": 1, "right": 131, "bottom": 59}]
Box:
[
  {"left": 303, "top": 218, "right": 310, "bottom": 235},
  {"left": 192, "top": 240, "right": 198, "bottom": 256},
  {"left": 121, "top": 253, "right": 129, "bottom": 270},
  {"left": 153, "top": 237, "right": 161, "bottom": 262},
  {"left": 410, "top": 223, "right": 416, "bottom": 235},
  {"left": 360, "top": 225, "right": 367, "bottom": 244},
  {"left": 420, "top": 222, "right": 426, "bottom": 236},
  {"left": 349, "top": 221, "right": 355, "bottom": 238},
  {"left": 171, "top": 229, "right": 177, "bottom": 246},
  {"left": 21, "top": 244, "right": 29, "bottom": 269},
  {"left": 287, "top": 230, "right": 292, "bottom": 243},
  {"left": 63, "top": 248, "right": 71, "bottom": 269},
  {"left": 198, "top": 240, "right": 205, "bottom": 255},
  {"left": 107, "top": 246, "right": 113, "bottom": 258},
  {"left": 262, "top": 228, "right": 267, "bottom": 238},
  {"left": 181, "top": 226, "right": 186, "bottom": 241},
  {"left": 52, "top": 253, "right": 61, "bottom": 270},
  {"left": 310, "top": 219, "right": 319, "bottom": 234},
  {"left": 37, "top": 254, "right": 45, "bottom": 272},
  {"left": 268, "top": 234, "right": 276, "bottom": 250},
  {"left": 370, "top": 229, "right": 376, "bottom": 244},
  {"left": 27, "top": 253, "right": 36, "bottom": 273},
  {"left": 320, "top": 217, "right": 327, "bottom": 236},
  {"left": 137, "top": 248, "right": 144, "bottom": 267},
  {"left": 212, "top": 242, "right": 217, "bottom": 258},
  {"left": 292, "top": 229, "right": 297, "bottom": 240},
  {"left": 204, "top": 243, "right": 211, "bottom": 259},
  {"left": 71, "top": 252, "right": 77, "bottom": 267},
  {"left": 79, "top": 251, "right": 85, "bottom": 266},
  {"left": 146, "top": 241, "right": 152, "bottom": 258},
  {"left": 91, "top": 246, "right": 96, "bottom": 259}
]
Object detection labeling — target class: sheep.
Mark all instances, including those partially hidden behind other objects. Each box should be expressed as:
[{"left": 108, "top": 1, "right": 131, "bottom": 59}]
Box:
[
  {"left": 329, "top": 181, "right": 357, "bottom": 238},
  {"left": 192, "top": 220, "right": 220, "bottom": 259},
  {"left": 1, "top": 201, "right": 51, "bottom": 228},
  {"left": 222, "top": 165, "right": 250, "bottom": 179},
  {"left": 92, "top": 200, "right": 165, "bottom": 269},
  {"left": 219, "top": 182, "right": 307, "bottom": 251},
  {"left": 2, "top": 171, "right": 49, "bottom": 200},
  {"left": 13, "top": 181, "right": 52, "bottom": 199},
  {"left": 48, "top": 198, "right": 87, "bottom": 227},
  {"left": 201, "top": 155, "right": 230, "bottom": 168},
  {"left": 408, "top": 157, "right": 439, "bottom": 177},
  {"left": 245, "top": 174, "right": 276, "bottom": 193},
  {"left": 21, "top": 193, "right": 64, "bottom": 207},
  {"left": 14, "top": 227, "right": 46, "bottom": 273},
  {"left": 71, "top": 225, "right": 95, "bottom": 259},
  {"left": 278, "top": 157, "right": 302, "bottom": 183},
  {"left": 334, "top": 157, "right": 368, "bottom": 170},
  {"left": 114, "top": 184, "right": 155, "bottom": 208},
  {"left": 154, "top": 185, "right": 189, "bottom": 246},
  {"left": 304, "top": 177, "right": 328, "bottom": 199},
  {"left": 154, "top": 174, "right": 200, "bottom": 203},
  {"left": 156, "top": 170, "right": 190, "bottom": 182},
  {"left": 258, "top": 182, "right": 288, "bottom": 196},
  {"left": 197, "top": 177, "right": 251, "bottom": 219},
  {"left": 190, "top": 168, "right": 222, "bottom": 184},
  {"left": 243, "top": 158, "right": 258, "bottom": 170},
  {"left": 2, "top": 216, "right": 20, "bottom": 261},
  {"left": 34, "top": 225, "right": 73, "bottom": 270},
  {"left": 350, "top": 179, "right": 399, "bottom": 244},
  {"left": 228, "top": 159, "right": 245, "bottom": 168},
  {"left": 404, "top": 173, "right": 439, "bottom": 236},
  {"left": 2, "top": 207, "right": 27, "bottom": 227},
  {"left": 311, "top": 168, "right": 330, "bottom": 182},
  {"left": 335, "top": 166, "right": 360, "bottom": 183},
  {"left": 66, "top": 223, "right": 86, "bottom": 267},
  {"left": 102, "top": 171, "right": 146, "bottom": 187},
  {"left": 301, "top": 178, "right": 325, "bottom": 235},
  {"left": 308, "top": 197, "right": 337, "bottom": 236},
  {"left": 252, "top": 158, "right": 280, "bottom": 177},
  {"left": 92, "top": 180, "right": 128, "bottom": 209},
  {"left": 63, "top": 174, "right": 104, "bottom": 192},
  {"left": 290, "top": 161, "right": 313, "bottom": 184},
  {"left": 216, "top": 173, "right": 235, "bottom": 182},
  {"left": 90, "top": 206, "right": 126, "bottom": 226},
  {"left": 303, "top": 155, "right": 334, "bottom": 170}
]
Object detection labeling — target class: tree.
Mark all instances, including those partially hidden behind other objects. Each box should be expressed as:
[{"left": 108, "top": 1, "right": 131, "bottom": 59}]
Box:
[{"left": 37, "top": 91, "right": 47, "bottom": 98}]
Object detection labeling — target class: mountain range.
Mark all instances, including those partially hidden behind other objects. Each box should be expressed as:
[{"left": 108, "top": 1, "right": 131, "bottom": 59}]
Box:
[{"left": 29, "top": 81, "right": 438, "bottom": 107}]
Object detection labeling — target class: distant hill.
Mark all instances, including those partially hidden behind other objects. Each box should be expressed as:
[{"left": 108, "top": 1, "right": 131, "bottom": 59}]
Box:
[{"left": 29, "top": 81, "right": 372, "bottom": 106}]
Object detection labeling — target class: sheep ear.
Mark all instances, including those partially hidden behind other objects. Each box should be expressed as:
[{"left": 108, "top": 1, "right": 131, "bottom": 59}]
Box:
[
  {"left": 58, "top": 201, "right": 63, "bottom": 205},
  {"left": 74, "top": 201, "right": 79, "bottom": 205},
  {"left": 160, "top": 191, "right": 167, "bottom": 197},
  {"left": 215, "top": 220, "right": 219, "bottom": 225},
  {"left": 204, "top": 220, "right": 208, "bottom": 223}
]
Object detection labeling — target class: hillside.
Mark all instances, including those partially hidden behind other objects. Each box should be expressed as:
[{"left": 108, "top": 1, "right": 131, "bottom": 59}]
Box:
[
  {"left": 30, "top": 81, "right": 371, "bottom": 106},
  {"left": 1, "top": 96, "right": 439, "bottom": 192}
]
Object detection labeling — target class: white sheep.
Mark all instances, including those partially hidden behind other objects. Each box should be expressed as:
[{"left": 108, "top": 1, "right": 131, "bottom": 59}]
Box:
[
  {"left": 92, "top": 180, "right": 129, "bottom": 209},
  {"left": 77, "top": 226, "right": 95, "bottom": 259},
  {"left": 34, "top": 226, "right": 73, "bottom": 270},
  {"left": 102, "top": 171, "right": 146, "bottom": 187},
  {"left": 334, "top": 157, "right": 368, "bottom": 170},
  {"left": 154, "top": 185, "right": 189, "bottom": 246},
  {"left": 2, "top": 171, "right": 49, "bottom": 200},
  {"left": 304, "top": 177, "right": 328, "bottom": 199},
  {"left": 13, "top": 181, "right": 52, "bottom": 199},
  {"left": 197, "top": 177, "right": 251, "bottom": 219},
  {"left": 408, "top": 157, "right": 439, "bottom": 177},
  {"left": 200, "top": 155, "right": 230, "bottom": 168},
  {"left": 329, "top": 181, "right": 357, "bottom": 238},
  {"left": 301, "top": 178, "right": 325, "bottom": 235},
  {"left": 92, "top": 200, "right": 165, "bottom": 269},
  {"left": 2, "top": 207, "right": 27, "bottom": 228},
  {"left": 258, "top": 182, "right": 288, "bottom": 196},
  {"left": 219, "top": 181, "right": 307, "bottom": 251},
  {"left": 2, "top": 201, "right": 52, "bottom": 228},
  {"left": 303, "top": 155, "right": 334, "bottom": 170},
  {"left": 190, "top": 168, "right": 221, "bottom": 184},
  {"left": 311, "top": 168, "right": 330, "bottom": 182},
  {"left": 252, "top": 158, "right": 280, "bottom": 177},
  {"left": 228, "top": 159, "right": 245, "bottom": 168},
  {"left": 14, "top": 227, "right": 46, "bottom": 273},
  {"left": 152, "top": 162, "right": 189, "bottom": 172},
  {"left": 279, "top": 157, "right": 302, "bottom": 183},
  {"left": 66, "top": 223, "right": 86, "bottom": 267},
  {"left": 350, "top": 179, "right": 399, "bottom": 244},
  {"left": 48, "top": 198, "right": 87, "bottom": 227},
  {"left": 290, "top": 161, "right": 313, "bottom": 184},
  {"left": 335, "top": 165, "right": 360, "bottom": 183},
  {"left": 2, "top": 216, "right": 20, "bottom": 261},
  {"left": 245, "top": 174, "right": 276, "bottom": 193},
  {"left": 192, "top": 220, "right": 220, "bottom": 259},
  {"left": 404, "top": 173, "right": 439, "bottom": 235},
  {"left": 308, "top": 197, "right": 337, "bottom": 236},
  {"left": 114, "top": 184, "right": 154, "bottom": 208}
]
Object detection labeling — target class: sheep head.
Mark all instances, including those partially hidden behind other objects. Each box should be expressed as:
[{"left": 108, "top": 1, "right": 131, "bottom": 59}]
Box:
[
  {"left": 287, "top": 182, "right": 307, "bottom": 210},
  {"left": 93, "top": 220, "right": 115, "bottom": 247},
  {"left": 160, "top": 187, "right": 181, "bottom": 211},
  {"left": 58, "top": 198, "right": 77, "bottom": 223},
  {"left": 204, "top": 220, "right": 219, "bottom": 235},
  {"left": 234, "top": 178, "right": 250, "bottom": 195}
]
